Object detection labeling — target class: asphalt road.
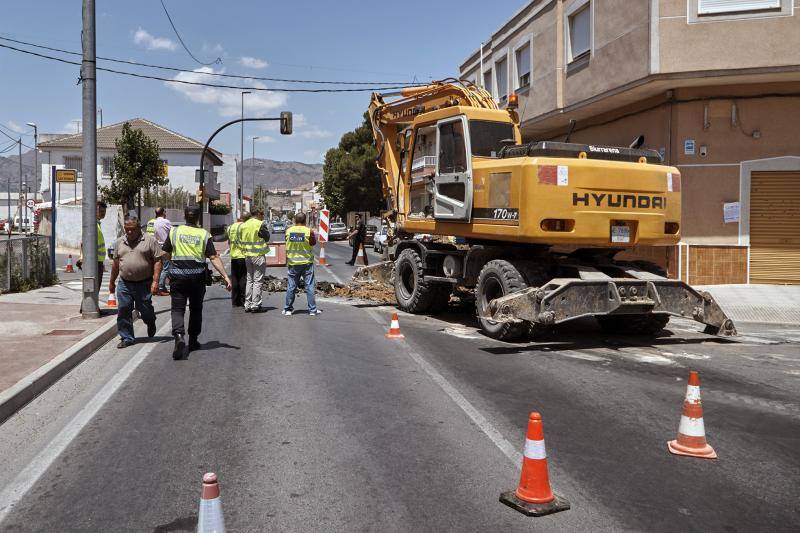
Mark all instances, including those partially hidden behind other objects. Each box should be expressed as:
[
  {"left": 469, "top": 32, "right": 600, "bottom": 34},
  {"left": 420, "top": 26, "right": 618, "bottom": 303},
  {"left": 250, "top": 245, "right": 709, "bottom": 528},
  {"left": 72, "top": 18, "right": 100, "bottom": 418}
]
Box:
[{"left": 3, "top": 243, "right": 798, "bottom": 532}]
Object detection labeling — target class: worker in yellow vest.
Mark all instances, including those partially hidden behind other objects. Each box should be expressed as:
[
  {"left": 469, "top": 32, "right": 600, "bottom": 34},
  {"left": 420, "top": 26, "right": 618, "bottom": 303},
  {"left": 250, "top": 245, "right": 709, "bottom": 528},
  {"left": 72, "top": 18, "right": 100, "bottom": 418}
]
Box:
[
  {"left": 77, "top": 200, "right": 107, "bottom": 299},
  {"left": 145, "top": 217, "right": 156, "bottom": 235},
  {"left": 237, "top": 207, "right": 271, "bottom": 312},
  {"left": 283, "top": 212, "right": 319, "bottom": 316},
  {"left": 162, "top": 205, "right": 232, "bottom": 359},
  {"left": 225, "top": 211, "right": 250, "bottom": 307}
]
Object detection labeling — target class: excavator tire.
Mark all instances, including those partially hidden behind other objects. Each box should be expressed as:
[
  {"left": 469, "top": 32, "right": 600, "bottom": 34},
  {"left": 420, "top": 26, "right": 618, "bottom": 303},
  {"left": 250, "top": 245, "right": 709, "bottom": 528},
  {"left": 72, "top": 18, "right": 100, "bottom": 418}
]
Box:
[
  {"left": 394, "top": 248, "right": 436, "bottom": 313},
  {"left": 597, "top": 259, "right": 670, "bottom": 336},
  {"left": 476, "top": 260, "right": 529, "bottom": 341}
]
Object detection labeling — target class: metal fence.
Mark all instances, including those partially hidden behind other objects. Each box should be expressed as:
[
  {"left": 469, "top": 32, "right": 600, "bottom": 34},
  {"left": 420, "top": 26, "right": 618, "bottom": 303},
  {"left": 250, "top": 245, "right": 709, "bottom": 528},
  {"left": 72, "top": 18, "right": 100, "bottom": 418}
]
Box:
[{"left": 0, "top": 235, "right": 53, "bottom": 293}]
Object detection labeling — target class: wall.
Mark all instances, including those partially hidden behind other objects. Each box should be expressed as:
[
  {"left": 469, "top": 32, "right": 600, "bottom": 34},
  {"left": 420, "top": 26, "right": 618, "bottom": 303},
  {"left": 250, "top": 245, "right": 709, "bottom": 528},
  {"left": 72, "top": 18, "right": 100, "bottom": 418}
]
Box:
[{"left": 53, "top": 204, "right": 122, "bottom": 254}]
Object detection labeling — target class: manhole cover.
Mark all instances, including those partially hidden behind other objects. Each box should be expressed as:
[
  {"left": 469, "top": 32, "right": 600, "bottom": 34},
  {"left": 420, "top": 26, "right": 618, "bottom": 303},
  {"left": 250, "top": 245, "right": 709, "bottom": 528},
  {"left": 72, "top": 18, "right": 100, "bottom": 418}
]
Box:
[{"left": 46, "top": 329, "right": 85, "bottom": 336}]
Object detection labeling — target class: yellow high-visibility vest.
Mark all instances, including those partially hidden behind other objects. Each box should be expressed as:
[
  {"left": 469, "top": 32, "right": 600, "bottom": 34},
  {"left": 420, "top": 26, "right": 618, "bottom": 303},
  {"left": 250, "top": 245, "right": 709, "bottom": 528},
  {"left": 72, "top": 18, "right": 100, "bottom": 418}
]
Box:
[
  {"left": 227, "top": 222, "right": 245, "bottom": 260},
  {"left": 237, "top": 218, "right": 270, "bottom": 257},
  {"left": 146, "top": 218, "right": 156, "bottom": 235},
  {"left": 169, "top": 225, "right": 209, "bottom": 278},
  {"left": 285, "top": 225, "right": 313, "bottom": 266},
  {"left": 97, "top": 222, "right": 106, "bottom": 261}
]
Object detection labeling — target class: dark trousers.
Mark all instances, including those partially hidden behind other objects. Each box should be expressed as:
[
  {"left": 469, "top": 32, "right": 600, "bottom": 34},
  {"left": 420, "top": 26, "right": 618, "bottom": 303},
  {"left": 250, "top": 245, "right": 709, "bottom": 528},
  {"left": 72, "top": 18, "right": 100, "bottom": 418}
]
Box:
[
  {"left": 170, "top": 277, "right": 206, "bottom": 338},
  {"left": 230, "top": 258, "right": 247, "bottom": 307},
  {"left": 350, "top": 240, "right": 368, "bottom": 265},
  {"left": 117, "top": 278, "right": 156, "bottom": 342}
]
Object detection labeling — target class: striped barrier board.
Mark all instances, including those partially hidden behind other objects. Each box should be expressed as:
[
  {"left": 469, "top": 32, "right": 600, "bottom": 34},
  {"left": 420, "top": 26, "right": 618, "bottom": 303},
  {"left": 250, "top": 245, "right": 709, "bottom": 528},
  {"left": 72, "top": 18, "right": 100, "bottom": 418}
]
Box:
[{"left": 319, "top": 209, "right": 329, "bottom": 243}]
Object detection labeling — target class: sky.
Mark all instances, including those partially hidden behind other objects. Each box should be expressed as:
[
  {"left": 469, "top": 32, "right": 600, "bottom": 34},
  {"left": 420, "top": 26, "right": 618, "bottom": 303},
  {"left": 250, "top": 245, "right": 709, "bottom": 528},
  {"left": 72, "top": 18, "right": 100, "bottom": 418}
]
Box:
[{"left": 0, "top": 0, "right": 529, "bottom": 164}]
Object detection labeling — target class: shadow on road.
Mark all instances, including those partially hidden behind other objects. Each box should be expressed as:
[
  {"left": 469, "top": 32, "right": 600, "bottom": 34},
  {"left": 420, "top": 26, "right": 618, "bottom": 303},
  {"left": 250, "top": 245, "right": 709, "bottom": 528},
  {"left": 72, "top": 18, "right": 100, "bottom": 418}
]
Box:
[{"left": 152, "top": 514, "right": 197, "bottom": 533}]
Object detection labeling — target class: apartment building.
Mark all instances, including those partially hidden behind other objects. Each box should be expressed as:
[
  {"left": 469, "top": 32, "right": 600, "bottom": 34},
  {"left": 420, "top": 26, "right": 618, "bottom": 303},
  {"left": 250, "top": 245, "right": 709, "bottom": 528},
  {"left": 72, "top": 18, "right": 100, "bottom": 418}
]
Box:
[{"left": 459, "top": 0, "right": 800, "bottom": 284}]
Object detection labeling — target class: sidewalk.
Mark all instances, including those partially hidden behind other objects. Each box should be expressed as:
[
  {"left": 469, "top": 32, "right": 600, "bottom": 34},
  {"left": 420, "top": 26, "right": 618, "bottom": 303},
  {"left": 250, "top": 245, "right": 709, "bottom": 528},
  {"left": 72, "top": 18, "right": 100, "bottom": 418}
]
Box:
[
  {"left": 0, "top": 281, "right": 169, "bottom": 423},
  {"left": 697, "top": 284, "right": 800, "bottom": 325}
]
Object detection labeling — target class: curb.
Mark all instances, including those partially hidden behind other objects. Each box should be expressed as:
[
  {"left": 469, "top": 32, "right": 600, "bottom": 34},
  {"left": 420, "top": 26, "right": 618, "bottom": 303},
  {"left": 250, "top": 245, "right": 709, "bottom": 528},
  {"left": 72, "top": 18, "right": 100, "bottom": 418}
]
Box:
[{"left": 0, "top": 315, "right": 118, "bottom": 425}]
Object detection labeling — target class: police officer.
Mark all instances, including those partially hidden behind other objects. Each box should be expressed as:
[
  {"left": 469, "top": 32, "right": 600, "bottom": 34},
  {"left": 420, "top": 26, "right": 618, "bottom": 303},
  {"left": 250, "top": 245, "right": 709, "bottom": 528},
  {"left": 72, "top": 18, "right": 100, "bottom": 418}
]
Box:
[
  {"left": 146, "top": 207, "right": 172, "bottom": 295},
  {"left": 162, "top": 205, "right": 232, "bottom": 360},
  {"left": 238, "top": 207, "right": 270, "bottom": 313},
  {"left": 226, "top": 211, "right": 250, "bottom": 307},
  {"left": 283, "top": 212, "right": 319, "bottom": 316}
]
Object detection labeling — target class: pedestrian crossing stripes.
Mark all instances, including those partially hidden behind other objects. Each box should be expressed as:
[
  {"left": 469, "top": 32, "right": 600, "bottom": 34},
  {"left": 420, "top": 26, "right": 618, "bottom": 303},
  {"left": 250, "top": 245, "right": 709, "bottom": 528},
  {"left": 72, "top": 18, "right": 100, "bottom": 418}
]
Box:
[{"left": 63, "top": 280, "right": 111, "bottom": 304}]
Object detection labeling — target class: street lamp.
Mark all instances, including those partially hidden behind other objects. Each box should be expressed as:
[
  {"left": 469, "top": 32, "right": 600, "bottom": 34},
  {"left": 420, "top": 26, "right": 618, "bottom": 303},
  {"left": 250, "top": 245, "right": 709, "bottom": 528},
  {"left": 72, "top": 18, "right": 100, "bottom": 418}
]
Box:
[
  {"left": 252, "top": 136, "right": 260, "bottom": 207},
  {"left": 26, "top": 122, "right": 37, "bottom": 201},
  {"left": 240, "top": 91, "right": 251, "bottom": 215}
]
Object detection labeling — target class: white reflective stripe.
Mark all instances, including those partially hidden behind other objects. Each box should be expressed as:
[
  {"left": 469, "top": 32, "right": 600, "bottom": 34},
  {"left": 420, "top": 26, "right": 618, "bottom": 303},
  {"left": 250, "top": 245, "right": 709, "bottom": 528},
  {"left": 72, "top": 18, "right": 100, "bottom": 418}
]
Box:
[
  {"left": 678, "top": 415, "right": 706, "bottom": 437},
  {"left": 685, "top": 385, "right": 701, "bottom": 402},
  {"left": 390, "top": 320, "right": 400, "bottom": 328},
  {"left": 523, "top": 438, "right": 546, "bottom": 460}
]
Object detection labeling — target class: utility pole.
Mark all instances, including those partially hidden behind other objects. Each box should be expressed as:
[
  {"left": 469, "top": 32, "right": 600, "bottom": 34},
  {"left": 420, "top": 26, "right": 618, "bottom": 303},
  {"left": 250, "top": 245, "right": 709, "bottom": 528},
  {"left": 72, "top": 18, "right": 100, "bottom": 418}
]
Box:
[
  {"left": 81, "top": 0, "right": 99, "bottom": 318},
  {"left": 26, "top": 123, "right": 37, "bottom": 201},
  {"left": 239, "top": 91, "right": 250, "bottom": 217},
  {"left": 252, "top": 135, "right": 260, "bottom": 202}
]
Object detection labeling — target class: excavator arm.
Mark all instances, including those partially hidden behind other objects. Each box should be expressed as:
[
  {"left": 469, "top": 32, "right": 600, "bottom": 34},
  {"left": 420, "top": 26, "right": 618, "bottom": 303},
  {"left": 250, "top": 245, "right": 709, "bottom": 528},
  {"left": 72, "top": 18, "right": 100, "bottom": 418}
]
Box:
[{"left": 368, "top": 80, "right": 499, "bottom": 217}]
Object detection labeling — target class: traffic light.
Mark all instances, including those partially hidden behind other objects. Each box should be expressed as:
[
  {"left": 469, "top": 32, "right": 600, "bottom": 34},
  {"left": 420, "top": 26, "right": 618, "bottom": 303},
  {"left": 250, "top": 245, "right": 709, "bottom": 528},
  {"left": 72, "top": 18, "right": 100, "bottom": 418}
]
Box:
[
  {"left": 280, "top": 111, "right": 292, "bottom": 135},
  {"left": 196, "top": 187, "right": 205, "bottom": 203}
]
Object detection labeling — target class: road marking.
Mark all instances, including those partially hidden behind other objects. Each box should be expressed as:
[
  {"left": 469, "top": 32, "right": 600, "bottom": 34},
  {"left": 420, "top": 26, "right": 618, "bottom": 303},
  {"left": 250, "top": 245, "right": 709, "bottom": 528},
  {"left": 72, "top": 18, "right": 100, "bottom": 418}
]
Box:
[
  {"left": 0, "top": 321, "right": 172, "bottom": 525},
  {"left": 364, "top": 308, "right": 523, "bottom": 468},
  {"left": 560, "top": 350, "right": 609, "bottom": 362}
]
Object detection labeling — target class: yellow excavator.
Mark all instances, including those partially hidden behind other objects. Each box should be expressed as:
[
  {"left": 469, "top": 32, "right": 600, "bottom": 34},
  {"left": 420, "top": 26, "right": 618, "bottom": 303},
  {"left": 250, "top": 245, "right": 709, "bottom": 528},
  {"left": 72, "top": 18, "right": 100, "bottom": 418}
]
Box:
[{"left": 365, "top": 79, "right": 735, "bottom": 340}]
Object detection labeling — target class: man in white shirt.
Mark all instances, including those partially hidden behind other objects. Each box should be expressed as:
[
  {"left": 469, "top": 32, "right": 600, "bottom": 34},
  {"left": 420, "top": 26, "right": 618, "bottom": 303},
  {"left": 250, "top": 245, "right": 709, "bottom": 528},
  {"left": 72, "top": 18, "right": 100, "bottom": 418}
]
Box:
[{"left": 152, "top": 207, "right": 172, "bottom": 295}]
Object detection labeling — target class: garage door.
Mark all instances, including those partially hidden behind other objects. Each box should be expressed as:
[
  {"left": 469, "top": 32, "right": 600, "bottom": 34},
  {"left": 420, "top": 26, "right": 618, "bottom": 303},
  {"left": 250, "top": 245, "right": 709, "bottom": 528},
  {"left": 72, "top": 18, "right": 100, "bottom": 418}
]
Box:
[{"left": 749, "top": 171, "right": 800, "bottom": 284}]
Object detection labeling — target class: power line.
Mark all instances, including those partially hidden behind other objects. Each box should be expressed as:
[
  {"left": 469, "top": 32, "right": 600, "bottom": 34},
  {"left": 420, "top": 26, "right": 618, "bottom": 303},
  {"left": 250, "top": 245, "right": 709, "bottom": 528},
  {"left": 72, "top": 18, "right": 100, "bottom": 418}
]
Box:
[
  {"left": 0, "top": 41, "right": 418, "bottom": 93},
  {"left": 0, "top": 35, "right": 424, "bottom": 86},
  {"left": 159, "top": 0, "right": 222, "bottom": 66},
  {"left": 0, "top": 127, "right": 19, "bottom": 143}
]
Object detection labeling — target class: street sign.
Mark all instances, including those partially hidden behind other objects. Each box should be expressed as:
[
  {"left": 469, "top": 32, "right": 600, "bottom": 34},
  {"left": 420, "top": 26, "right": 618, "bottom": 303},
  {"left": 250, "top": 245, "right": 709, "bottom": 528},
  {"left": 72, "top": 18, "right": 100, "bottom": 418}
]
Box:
[
  {"left": 55, "top": 169, "right": 77, "bottom": 183},
  {"left": 26, "top": 199, "right": 35, "bottom": 209},
  {"left": 195, "top": 169, "right": 218, "bottom": 183}
]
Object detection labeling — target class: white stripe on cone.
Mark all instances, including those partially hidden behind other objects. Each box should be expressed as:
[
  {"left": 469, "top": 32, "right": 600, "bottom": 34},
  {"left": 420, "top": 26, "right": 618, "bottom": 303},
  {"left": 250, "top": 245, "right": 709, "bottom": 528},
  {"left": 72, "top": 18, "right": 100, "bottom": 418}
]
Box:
[
  {"left": 389, "top": 319, "right": 400, "bottom": 329},
  {"left": 685, "top": 385, "right": 701, "bottom": 402},
  {"left": 677, "top": 415, "right": 706, "bottom": 437},
  {"left": 198, "top": 497, "right": 226, "bottom": 533},
  {"left": 523, "top": 438, "right": 547, "bottom": 460}
]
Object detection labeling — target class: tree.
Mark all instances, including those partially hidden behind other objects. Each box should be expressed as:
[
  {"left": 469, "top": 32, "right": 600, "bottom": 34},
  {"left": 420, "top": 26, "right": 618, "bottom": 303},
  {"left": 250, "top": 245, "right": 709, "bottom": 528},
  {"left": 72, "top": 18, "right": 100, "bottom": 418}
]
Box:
[
  {"left": 100, "top": 122, "right": 167, "bottom": 212},
  {"left": 320, "top": 113, "right": 384, "bottom": 217}
]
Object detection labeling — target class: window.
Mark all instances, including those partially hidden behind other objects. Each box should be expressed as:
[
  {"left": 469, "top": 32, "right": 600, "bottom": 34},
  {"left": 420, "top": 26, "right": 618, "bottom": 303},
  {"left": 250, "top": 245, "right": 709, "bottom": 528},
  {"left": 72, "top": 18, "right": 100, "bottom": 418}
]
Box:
[
  {"left": 515, "top": 43, "right": 531, "bottom": 89},
  {"left": 495, "top": 56, "right": 508, "bottom": 103},
  {"left": 483, "top": 70, "right": 493, "bottom": 95},
  {"left": 698, "top": 0, "right": 780, "bottom": 14},
  {"left": 101, "top": 157, "right": 113, "bottom": 176},
  {"left": 63, "top": 156, "right": 82, "bottom": 173},
  {"left": 469, "top": 120, "right": 515, "bottom": 157},
  {"left": 438, "top": 121, "right": 467, "bottom": 174},
  {"left": 567, "top": 2, "right": 591, "bottom": 63}
]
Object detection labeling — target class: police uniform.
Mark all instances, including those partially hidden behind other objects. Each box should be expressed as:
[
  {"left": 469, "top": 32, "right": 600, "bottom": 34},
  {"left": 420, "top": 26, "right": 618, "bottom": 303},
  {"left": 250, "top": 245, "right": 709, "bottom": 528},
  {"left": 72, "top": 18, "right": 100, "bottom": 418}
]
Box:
[
  {"left": 238, "top": 217, "right": 270, "bottom": 311},
  {"left": 145, "top": 218, "right": 156, "bottom": 235},
  {"left": 162, "top": 224, "right": 215, "bottom": 350},
  {"left": 226, "top": 221, "right": 247, "bottom": 307},
  {"left": 284, "top": 224, "right": 317, "bottom": 315}
]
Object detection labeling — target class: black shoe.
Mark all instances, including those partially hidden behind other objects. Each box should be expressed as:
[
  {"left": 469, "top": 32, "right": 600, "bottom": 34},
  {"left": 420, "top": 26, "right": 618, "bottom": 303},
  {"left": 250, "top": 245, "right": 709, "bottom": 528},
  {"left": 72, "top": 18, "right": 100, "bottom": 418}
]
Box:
[
  {"left": 146, "top": 321, "right": 156, "bottom": 338},
  {"left": 345, "top": 261, "right": 354, "bottom": 265},
  {"left": 244, "top": 307, "right": 252, "bottom": 313},
  {"left": 189, "top": 337, "right": 201, "bottom": 351},
  {"left": 251, "top": 306, "right": 268, "bottom": 313},
  {"left": 117, "top": 339, "right": 135, "bottom": 349},
  {"left": 173, "top": 334, "right": 186, "bottom": 360}
]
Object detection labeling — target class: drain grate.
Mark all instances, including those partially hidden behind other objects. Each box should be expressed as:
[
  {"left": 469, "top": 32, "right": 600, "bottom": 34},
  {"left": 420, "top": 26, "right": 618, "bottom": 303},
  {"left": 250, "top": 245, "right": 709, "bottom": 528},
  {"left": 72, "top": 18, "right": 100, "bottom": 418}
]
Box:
[{"left": 45, "top": 329, "right": 85, "bottom": 336}]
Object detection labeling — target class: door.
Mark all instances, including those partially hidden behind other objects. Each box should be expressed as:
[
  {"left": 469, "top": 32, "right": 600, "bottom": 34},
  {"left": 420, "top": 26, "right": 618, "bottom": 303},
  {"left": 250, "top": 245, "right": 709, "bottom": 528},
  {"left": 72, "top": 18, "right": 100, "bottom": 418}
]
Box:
[
  {"left": 433, "top": 117, "right": 473, "bottom": 221},
  {"left": 749, "top": 171, "right": 800, "bottom": 284}
]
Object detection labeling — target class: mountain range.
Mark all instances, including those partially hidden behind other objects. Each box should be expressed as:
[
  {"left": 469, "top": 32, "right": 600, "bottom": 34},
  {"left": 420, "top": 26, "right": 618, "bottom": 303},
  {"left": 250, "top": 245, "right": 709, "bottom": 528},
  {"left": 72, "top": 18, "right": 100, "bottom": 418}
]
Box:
[{"left": 0, "top": 151, "right": 322, "bottom": 193}]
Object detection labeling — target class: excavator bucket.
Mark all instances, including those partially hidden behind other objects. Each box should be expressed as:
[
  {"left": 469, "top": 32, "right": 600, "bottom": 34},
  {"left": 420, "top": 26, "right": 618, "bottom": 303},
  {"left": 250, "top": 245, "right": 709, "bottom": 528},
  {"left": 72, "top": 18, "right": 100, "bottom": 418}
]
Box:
[{"left": 351, "top": 261, "right": 395, "bottom": 287}]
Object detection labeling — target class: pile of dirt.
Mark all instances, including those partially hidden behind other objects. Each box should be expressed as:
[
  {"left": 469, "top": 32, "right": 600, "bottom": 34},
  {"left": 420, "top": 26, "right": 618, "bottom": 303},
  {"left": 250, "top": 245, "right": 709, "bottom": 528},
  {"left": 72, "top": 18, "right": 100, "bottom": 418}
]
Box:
[{"left": 326, "top": 282, "right": 396, "bottom": 304}]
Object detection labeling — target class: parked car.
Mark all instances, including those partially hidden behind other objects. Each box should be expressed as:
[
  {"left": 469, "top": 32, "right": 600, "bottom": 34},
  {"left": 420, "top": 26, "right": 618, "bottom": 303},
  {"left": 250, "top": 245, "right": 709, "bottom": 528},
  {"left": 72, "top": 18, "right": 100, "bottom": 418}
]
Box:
[
  {"left": 414, "top": 233, "right": 434, "bottom": 243},
  {"left": 373, "top": 225, "right": 389, "bottom": 253},
  {"left": 328, "top": 222, "right": 348, "bottom": 241}
]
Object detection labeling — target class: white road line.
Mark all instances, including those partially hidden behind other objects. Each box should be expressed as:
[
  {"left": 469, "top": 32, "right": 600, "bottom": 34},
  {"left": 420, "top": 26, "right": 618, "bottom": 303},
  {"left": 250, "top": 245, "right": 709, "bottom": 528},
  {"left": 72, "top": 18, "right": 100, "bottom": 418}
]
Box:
[
  {"left": 364, "top": 308, "right": 523, "bottom": 468},
  {"left": 0, "top": 321, "right": 172, "bottom": 525}
]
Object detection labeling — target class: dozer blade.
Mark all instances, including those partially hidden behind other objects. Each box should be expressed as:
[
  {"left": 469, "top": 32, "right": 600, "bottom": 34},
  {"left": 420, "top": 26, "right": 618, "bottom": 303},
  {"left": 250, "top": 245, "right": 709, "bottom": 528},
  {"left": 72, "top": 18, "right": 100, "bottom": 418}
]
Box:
[
  {"left": 484, "top": 278, "right": 737, "bottom": 337},
  {"left": 351, "top": 261, "right": 395, "bottom": 287}
]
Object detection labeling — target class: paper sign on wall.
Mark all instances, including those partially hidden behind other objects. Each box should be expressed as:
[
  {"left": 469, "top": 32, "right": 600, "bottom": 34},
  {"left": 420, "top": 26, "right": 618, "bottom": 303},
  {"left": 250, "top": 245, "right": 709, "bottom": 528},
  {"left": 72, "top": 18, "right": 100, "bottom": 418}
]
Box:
[
  {"left": 723, "top": 201, "right": 740, "bottom": 224},
  {"left": 684, "top": 139, "right": 695, "bottom": 155}
]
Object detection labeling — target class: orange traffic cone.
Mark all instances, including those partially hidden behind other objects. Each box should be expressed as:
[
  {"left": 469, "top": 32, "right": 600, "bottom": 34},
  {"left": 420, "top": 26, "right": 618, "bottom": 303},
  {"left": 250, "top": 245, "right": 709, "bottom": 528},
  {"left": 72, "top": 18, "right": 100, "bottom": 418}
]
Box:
[
  {"left": 385, "top": 312, "right": 404, "bottom": 339},
  {"left": 668, "top": 371, "right": 717, "bottom": 459},
  {"left": 318, "top": 241, "right": 327, "bottom": 266},
  {"left": 197, "top": 472, "right": 226, "bottom": 533},
  {"left": 500, "top": 412, "right": 570, "bottom": 517},
  {"left": 106, "top": 291, "right": 117, "bottom": 309},
  {"left": 64, "top": 254, "right": 75, "bottom": 273},
  {"left": 356, "top": 245, "right": 366, "bottom": 265}
]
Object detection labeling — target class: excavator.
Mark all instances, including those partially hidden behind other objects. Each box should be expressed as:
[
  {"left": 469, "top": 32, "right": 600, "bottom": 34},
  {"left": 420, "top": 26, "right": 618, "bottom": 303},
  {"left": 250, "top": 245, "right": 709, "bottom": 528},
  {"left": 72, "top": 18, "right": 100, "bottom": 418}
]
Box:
[{"left": 363, "top": 79, "right": 735, "bottom": 340}]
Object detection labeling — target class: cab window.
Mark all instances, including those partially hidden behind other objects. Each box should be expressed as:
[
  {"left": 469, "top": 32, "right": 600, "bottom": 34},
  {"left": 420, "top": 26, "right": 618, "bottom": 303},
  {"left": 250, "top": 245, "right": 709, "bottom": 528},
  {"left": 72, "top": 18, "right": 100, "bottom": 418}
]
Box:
[{"left": 438, "top": 121, "right": 467, "bottom": 174}]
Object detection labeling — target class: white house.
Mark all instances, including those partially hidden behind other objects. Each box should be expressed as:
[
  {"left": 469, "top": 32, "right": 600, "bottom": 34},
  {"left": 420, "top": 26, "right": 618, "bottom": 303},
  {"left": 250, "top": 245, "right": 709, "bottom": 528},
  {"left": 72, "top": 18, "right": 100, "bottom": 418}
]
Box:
[{"left": 37, "top": 118, "right": 228, "bottom": 205}]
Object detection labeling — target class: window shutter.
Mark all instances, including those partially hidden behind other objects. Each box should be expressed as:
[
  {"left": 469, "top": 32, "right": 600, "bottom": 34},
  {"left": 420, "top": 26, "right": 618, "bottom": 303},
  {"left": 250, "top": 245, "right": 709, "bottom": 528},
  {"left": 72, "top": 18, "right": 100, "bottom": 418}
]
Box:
[{"left": 698, "top": 0, "right": 781, "bottom": 15}]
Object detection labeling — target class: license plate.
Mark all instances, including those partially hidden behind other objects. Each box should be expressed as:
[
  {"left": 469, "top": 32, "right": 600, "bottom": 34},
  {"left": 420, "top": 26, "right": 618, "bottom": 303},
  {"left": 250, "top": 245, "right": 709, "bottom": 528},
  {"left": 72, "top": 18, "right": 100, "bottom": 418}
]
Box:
[{"left": 611, "top": 225, "right": 630, "bottom": 243}]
